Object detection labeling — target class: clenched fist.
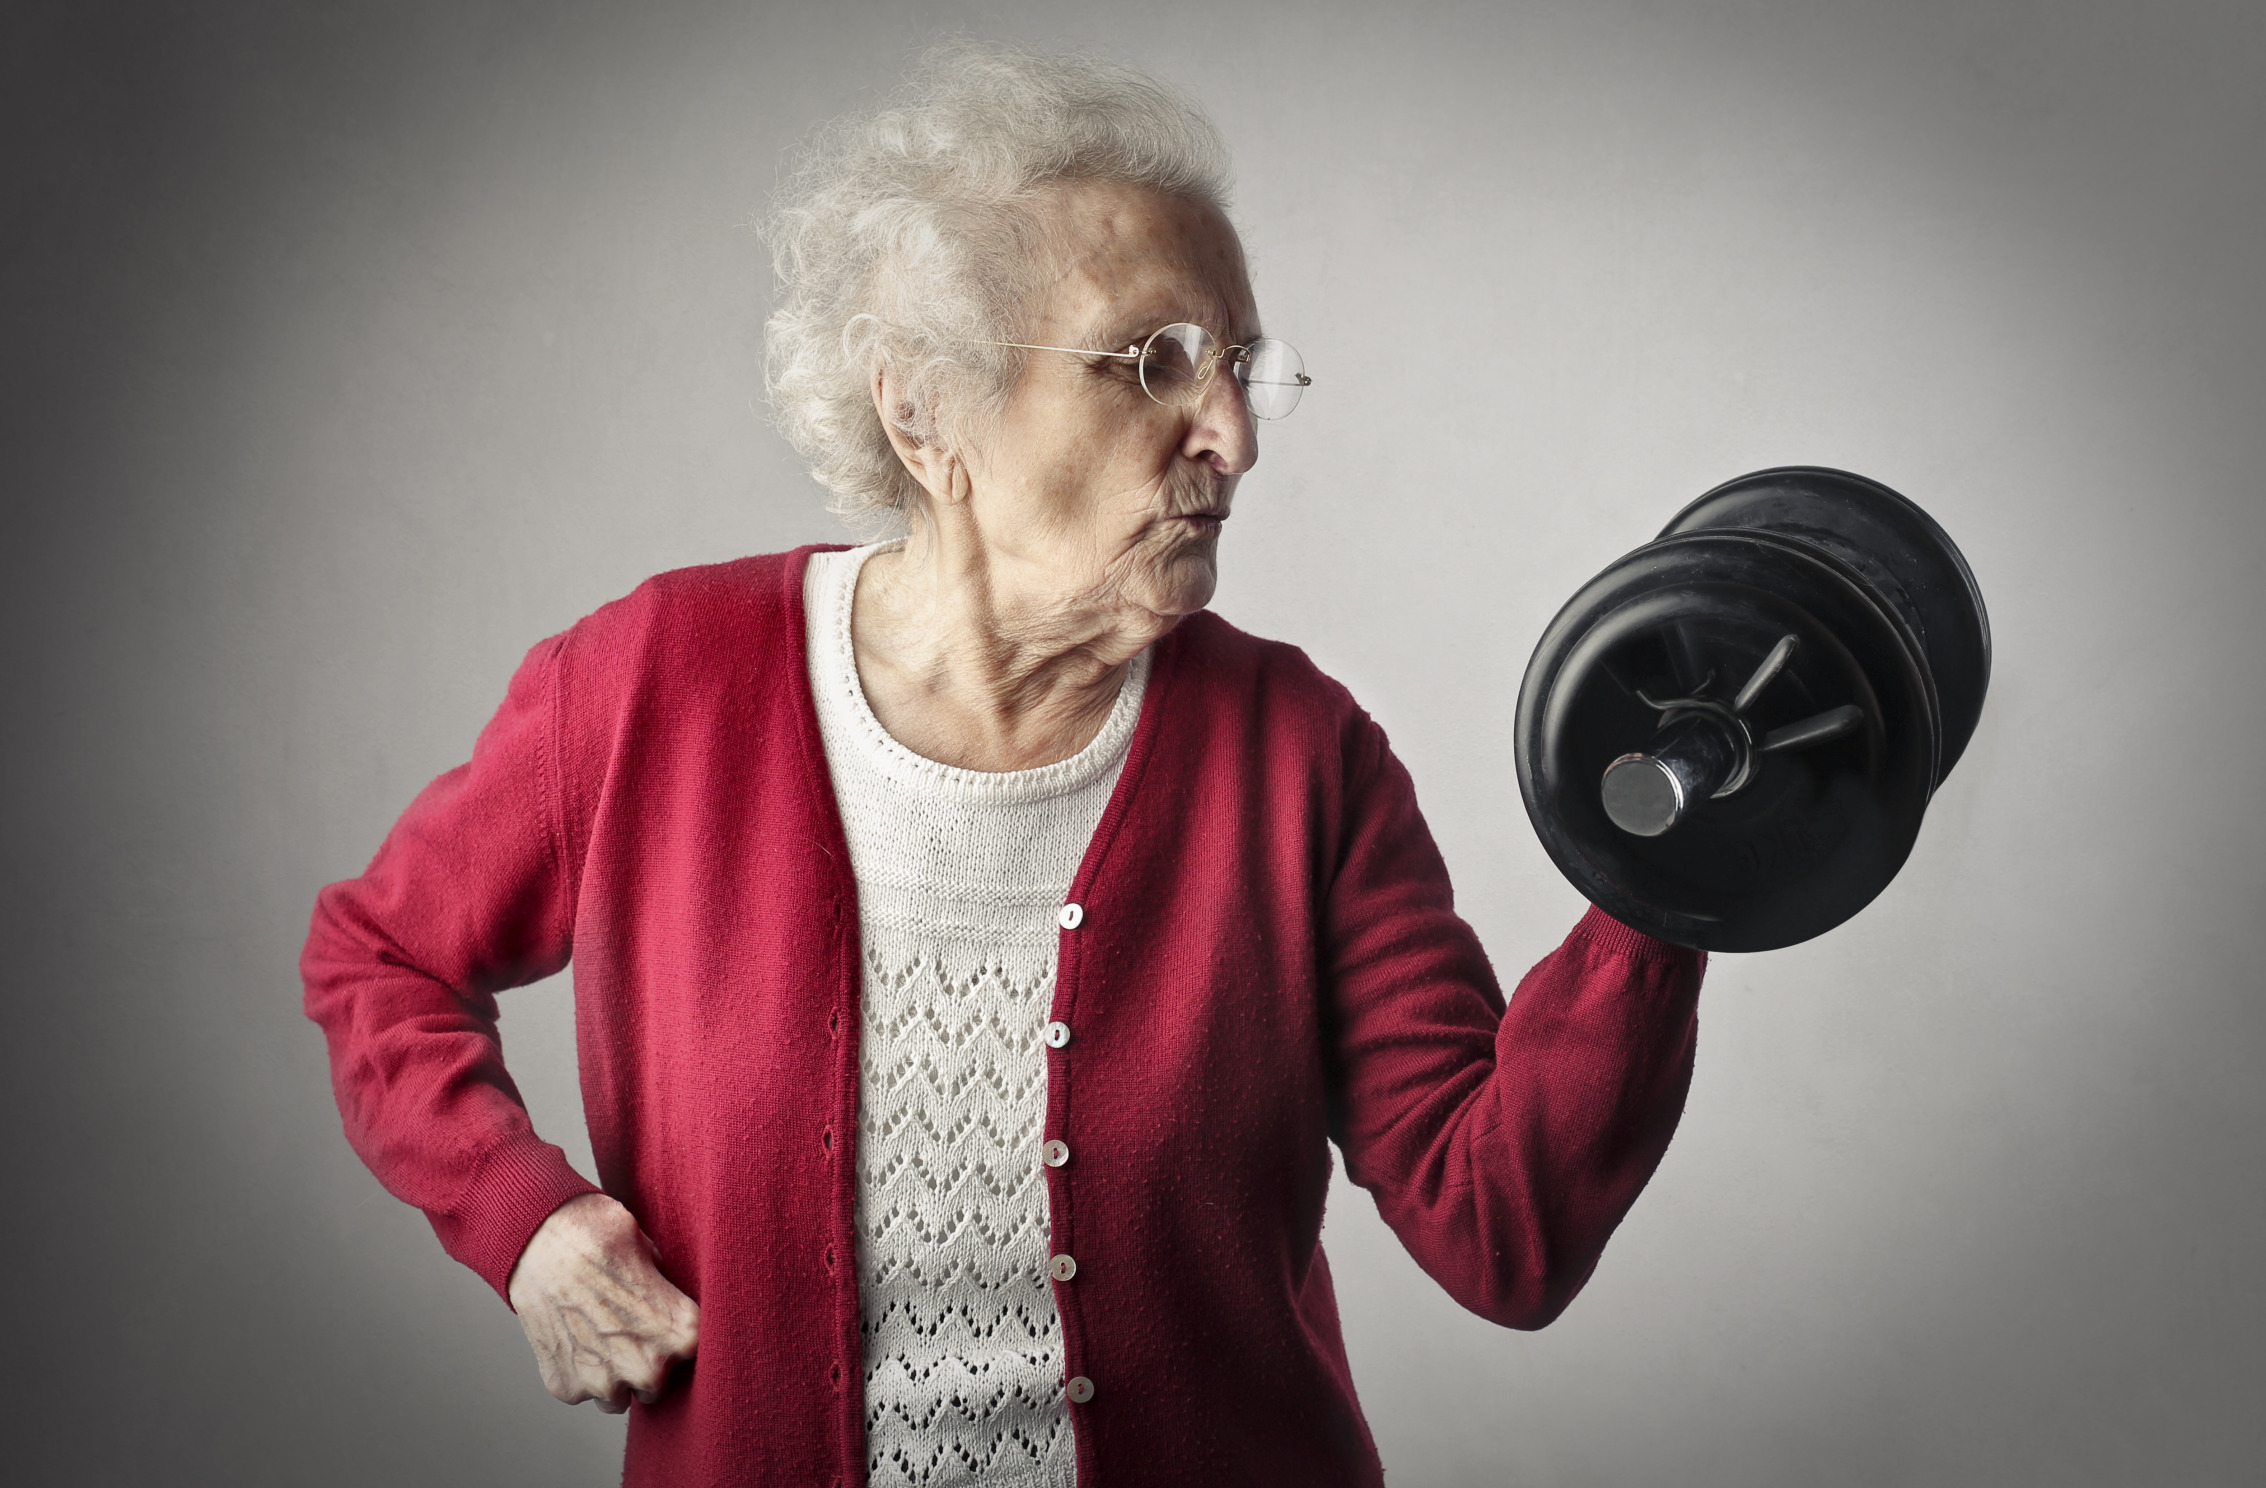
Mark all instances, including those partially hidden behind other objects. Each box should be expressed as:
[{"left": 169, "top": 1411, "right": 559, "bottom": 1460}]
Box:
[{"left": 507, "top": 1193, "right": 700, "bottom": 1413}]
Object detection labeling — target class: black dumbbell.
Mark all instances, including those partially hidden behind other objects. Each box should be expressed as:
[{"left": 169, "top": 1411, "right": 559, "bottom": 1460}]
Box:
[{"left": 1514, "top": 467, "right": 1990, "bottom": 952}]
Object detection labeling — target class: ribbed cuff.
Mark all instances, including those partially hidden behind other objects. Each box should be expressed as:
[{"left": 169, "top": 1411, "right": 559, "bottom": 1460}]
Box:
[
  {"left": 1569, "top": 903, "right": 1704, "bottom": 968},
  {"left": 430, "top": 1132, "right": 604, "bottom": 1304}
]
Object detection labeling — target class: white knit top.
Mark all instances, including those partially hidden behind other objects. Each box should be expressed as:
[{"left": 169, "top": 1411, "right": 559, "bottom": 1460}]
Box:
[{"left": 804, "top": 543, "right": 1148, "bottom": 1488}]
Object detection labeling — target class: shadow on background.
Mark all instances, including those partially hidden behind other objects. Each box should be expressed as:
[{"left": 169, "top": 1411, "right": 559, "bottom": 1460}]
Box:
[{"left": 2, "top": 2, "right": 2260, "bottom": 1483}]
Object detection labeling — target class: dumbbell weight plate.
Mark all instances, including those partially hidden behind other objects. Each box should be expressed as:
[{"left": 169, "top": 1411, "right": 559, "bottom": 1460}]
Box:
[
  {"left": 1661, "top": 467, "right": 1991, "bottom": 781},
  {"left": 1515, "top": 530, "right": 1936, "bottom": 951}
]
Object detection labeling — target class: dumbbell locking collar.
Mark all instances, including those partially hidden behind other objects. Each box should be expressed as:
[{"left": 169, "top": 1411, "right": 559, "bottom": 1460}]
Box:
[
  {"left": 1603, "top": 702, "right": 1750, "bottom": 837},
  {"left": 1602, "top": 632, "right": 1870, "bottom": 837}
]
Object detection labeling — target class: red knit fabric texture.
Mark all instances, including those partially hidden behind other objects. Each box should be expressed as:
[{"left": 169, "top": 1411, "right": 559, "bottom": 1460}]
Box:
[{"left": 303, "top": 547, "right": 1704, "bottom": 1487}]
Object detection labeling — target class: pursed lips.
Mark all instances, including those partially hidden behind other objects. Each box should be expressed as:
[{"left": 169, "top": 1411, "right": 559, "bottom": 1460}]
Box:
[{"left": 1163, "top": 479, "right": 1231, "bottom": 529}]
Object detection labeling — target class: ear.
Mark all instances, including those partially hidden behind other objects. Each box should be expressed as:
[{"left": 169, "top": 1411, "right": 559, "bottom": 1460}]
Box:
[{"left": 872, "top": 366, "right": 971, "bottom": 507}]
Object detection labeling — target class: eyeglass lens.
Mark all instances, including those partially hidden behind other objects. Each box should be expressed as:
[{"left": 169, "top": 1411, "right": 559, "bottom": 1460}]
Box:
[{"left": 1138, "top": 323, "right": 1308, "bottom": 420}]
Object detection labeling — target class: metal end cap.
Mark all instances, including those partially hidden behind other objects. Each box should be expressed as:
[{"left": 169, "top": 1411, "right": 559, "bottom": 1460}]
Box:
[{"left": 1602, "top": 753, "right": 1683, "bottom": 837}]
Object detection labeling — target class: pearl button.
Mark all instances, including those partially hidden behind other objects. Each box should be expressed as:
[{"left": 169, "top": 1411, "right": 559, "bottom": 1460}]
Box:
[
  {"left": 1049, "top": 1253, "right": 1078, "bottom": 1281},
  {"left": 1043, "top": 1021, "right": 1071, "bottom": 1048},
  {"left": 1067, "top": 1375, "right": 1096, "bottom": 1404},
  {"left": 1042, "top": 1139, "right": 1070, "bottom": 1167},
  {"left": 1057, "top": 902, "right": 1084, "bottom": 929}
]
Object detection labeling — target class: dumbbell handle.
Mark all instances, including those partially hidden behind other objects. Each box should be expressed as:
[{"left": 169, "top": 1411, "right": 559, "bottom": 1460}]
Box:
[
  {"left": 1601, "top": 714, "right": 1742, "bottom": 837},
  {"left": 1603, "top": 702, "right": 1866, "bottom": 837}
]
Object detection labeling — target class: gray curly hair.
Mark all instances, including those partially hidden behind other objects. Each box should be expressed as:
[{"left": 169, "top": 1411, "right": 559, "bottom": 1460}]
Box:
[{"left": 762, "top": 42, "right": 1233, "bottom": 529}]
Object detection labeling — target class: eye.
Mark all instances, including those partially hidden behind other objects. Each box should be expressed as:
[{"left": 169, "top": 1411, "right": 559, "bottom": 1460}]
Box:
[{"left": 1097, "top": 352, "right": 1148, "bottom": 384}]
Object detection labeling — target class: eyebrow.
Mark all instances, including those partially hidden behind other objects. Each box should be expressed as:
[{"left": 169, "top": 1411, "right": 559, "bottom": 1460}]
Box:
[
  {"left": 1090, "top": 316, "right": 1266, "bottom": 350},
  {"left": 1091, "top": 318, "right": 1159, "bottom": 352}
]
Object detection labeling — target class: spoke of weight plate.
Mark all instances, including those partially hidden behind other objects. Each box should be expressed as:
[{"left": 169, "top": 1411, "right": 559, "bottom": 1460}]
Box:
[
  {"left": 1758, "top": 703, "right": 1864, "bottom": 754},
  {"left": 1733, "top": 633, "right": 1800, "bottom": 714}
]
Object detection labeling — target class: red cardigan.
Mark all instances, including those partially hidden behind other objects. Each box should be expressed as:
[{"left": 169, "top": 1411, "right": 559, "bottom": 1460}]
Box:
[{"left": 303, "top": 546, "right": 1703, "bottom": 1487}]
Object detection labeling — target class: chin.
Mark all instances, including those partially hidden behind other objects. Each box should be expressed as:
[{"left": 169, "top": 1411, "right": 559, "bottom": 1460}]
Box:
[{"left": 1142, "top": 551, "right": 1219, "bottom": 618}]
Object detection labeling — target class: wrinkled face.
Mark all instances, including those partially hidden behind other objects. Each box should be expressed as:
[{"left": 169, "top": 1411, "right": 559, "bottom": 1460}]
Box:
[{"left": 954, "top": 178, "right": 1260, "bottom": 626}]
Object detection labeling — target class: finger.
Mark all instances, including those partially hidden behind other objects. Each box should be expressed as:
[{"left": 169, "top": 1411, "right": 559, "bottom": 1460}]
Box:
[
  {"left": 621, "top": 1345, "right": 680, "bottom": 1396},
  {"left": 595, "top": 1383, "right": 632, "bottom": 1415},
  {"left": 630, "top": 1350, "right": 691, "bottom": 1407}
]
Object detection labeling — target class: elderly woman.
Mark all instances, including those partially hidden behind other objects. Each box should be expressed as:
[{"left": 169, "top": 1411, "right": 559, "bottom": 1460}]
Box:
[{"left": 304, "top": 43, "right": 1702, "bottom": 1488}]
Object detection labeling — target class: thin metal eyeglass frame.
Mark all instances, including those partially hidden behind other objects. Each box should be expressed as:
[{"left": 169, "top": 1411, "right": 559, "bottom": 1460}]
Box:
[{"left": 977, "top": 322, "right": 1312, "bottom": 418}]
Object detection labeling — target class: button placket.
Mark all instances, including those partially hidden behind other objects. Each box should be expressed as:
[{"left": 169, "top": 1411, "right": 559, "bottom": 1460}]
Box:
[{"left": 1052, "top": 893, "right": 1094, "bottom": 1416}]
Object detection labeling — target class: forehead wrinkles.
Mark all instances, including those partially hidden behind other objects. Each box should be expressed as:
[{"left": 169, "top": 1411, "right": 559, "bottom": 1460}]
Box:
[{"left": 1027, "top": 180, "right": 1254, "bottom": 344}]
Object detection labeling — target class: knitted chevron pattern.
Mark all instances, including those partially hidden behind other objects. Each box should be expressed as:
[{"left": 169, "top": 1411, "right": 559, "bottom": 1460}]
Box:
[{"left": 805, "top": 544, "right": 1146, "bottom": 1488}]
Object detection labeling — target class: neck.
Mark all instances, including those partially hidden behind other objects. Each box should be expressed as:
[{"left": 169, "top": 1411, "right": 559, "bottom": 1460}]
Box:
[{"left": 848, "top": 509, "right": 1179, "bottom": 772}]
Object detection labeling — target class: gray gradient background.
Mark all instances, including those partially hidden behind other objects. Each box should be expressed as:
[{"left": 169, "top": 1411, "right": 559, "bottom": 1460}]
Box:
[{"left": 4, "top": 1, "right": 2260, "bottom": 1484}]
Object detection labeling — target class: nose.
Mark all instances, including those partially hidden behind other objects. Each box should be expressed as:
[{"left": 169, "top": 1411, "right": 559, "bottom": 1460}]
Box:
[{"left": 1182, "top": 366, "right": 1258, "bottom": 476}]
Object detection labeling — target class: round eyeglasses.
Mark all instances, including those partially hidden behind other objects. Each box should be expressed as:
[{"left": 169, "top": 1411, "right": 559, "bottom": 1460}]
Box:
[{"left": 985, "top": 323, "right": 1312, "bottom": 420}]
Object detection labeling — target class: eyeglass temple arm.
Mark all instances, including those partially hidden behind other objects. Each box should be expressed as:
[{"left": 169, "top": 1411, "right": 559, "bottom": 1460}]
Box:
[{"left": 982, "top": 339, "right": 1142, "bottom": 360}]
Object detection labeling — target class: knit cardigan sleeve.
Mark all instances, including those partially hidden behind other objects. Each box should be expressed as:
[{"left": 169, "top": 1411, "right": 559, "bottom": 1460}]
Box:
[
  {"left": 301, "top": 633, "right": 603, "bottom": 1300},
  {"left": 1320, "top": 709, "right": 1704, "bottom": 1330}
]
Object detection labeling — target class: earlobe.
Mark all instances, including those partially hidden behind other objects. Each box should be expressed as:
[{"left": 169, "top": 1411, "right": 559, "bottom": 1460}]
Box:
[
  {"left": 939, "top": 454, "right": 973, "bottom": 507},
  {"left": 870, "top": 362, "right": 979, "bottom": 509}
]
